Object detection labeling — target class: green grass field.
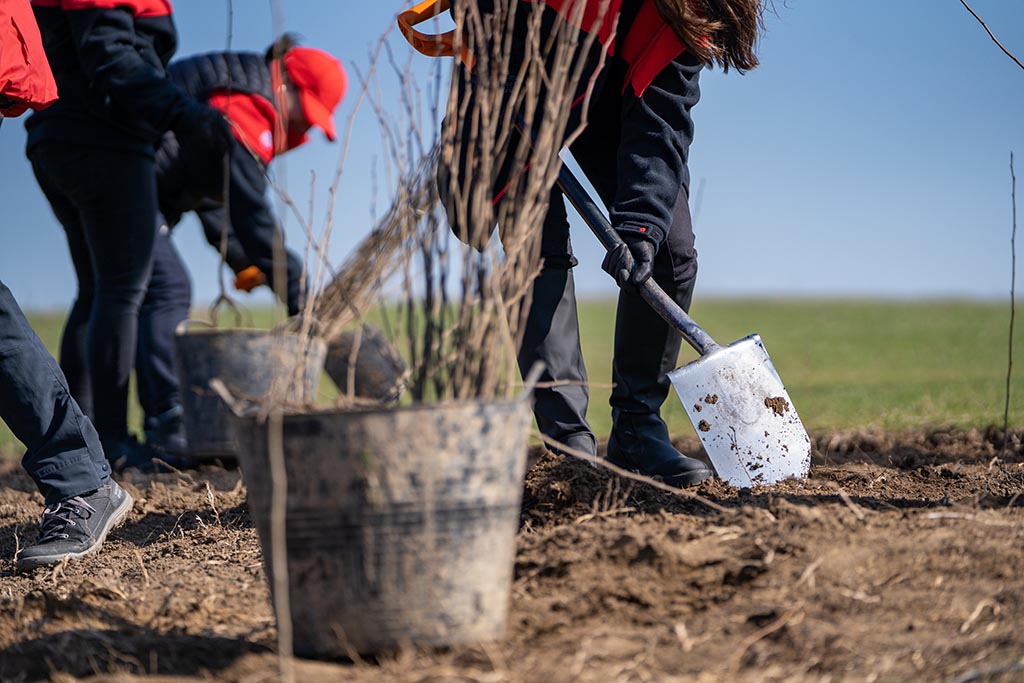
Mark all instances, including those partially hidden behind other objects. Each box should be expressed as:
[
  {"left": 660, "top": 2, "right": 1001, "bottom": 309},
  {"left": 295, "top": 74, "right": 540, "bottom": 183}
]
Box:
[{"left": 2, "top": 299, "right": 1020, "bottom": 458}]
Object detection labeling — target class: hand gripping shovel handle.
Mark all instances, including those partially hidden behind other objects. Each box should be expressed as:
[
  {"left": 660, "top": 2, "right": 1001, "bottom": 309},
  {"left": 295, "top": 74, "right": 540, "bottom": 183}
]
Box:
[{"left": 554, "top": 163, "right": 720, "bottom": 356}]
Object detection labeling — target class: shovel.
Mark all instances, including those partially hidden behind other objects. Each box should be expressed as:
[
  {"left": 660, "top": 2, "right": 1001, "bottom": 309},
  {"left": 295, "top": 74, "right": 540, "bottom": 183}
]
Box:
[{"left": 555, "top": 161, "right": 811, "bottom": 487}]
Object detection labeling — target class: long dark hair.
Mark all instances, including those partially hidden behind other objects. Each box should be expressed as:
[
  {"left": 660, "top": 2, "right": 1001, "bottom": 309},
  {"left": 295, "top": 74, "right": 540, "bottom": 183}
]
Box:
[
  {"left": 265, "top": 32, "right": 300, "bottom": 62},
  {"left": 651, "top": 0, "right": 765, "bottom": 72}
]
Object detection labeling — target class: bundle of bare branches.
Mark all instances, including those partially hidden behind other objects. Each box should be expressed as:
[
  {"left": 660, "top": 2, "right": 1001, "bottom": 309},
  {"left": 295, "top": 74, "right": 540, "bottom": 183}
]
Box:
[{"left": 314, "top": 0, "right": 609, "bottom": 405}]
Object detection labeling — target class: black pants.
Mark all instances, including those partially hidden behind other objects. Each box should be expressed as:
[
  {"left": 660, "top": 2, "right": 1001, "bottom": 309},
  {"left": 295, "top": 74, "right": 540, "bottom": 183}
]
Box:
[
  {"left": 519, "top": 118, "right": 698, "bottom": 453},
  {"left": 30, "top": 143, "right": 159, "bottom": 447},
  {"left": 0, "top": 280, "right": 110, "bottom": 504},
  {"left": 136, "top": 225, "right": 191, "bottom": 421}
]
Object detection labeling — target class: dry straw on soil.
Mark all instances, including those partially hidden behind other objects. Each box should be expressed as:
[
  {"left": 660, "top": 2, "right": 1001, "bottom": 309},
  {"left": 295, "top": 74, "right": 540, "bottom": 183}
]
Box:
[{"left": 0, "top": 429, "right": 1022, "bottom": 682}]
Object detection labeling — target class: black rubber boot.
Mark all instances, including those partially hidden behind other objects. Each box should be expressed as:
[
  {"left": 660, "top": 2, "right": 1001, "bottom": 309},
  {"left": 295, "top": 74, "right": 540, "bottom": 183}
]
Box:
[
  {"left": 144, "top": 405, "right": 188, "bottom": 456},
  {"left": 518, "top": 266, "right": 597, "bottom": 457},
  {"left": 605, "top": 275, "right": 713, "bottom": 488}
]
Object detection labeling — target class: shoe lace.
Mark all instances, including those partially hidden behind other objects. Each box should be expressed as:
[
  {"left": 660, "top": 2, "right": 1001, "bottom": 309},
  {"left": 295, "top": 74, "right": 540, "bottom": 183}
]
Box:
[{"left": 37, "top": 497, "right": 97, "bottom": 543}]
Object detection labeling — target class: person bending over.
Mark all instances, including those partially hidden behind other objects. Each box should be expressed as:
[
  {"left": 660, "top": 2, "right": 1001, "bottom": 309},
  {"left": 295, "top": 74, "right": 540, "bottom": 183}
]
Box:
[{"left": 136, "top": 35, "right": 346, "bottom": 455}]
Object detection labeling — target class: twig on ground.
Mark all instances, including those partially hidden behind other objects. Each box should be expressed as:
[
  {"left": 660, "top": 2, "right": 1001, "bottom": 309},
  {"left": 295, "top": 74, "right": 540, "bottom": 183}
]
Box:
[
  {"left": 795, "top": 556, "right": 824, "bottom": 589},
  {"left": 574, "top": 507, "right": 636, "bottom": 524},
  {"left": 674, "top": 622, "right": 694, "bottom": 653},
  {"left": 924, "top": 512, "right": 1018, "bottom": 527},
  {"left": 834, "top": 486, "right": 867, "bottom": 521},
  {"left": 960, "top": 598, "right": 997, "bottom": 634},
  {"left": 134, "top": 549, "right": 150, "bottom": 588},
  {"left": 152, "top": 458, "right": 197, "bottom": 486},
  {"left": 539, "top": 433, "right": 730, "bottom": 514},
  {"left": 205, "top": 482, "right": 222, "bottom": 526},
  {"left": 48, "top": 557, "right": 69, "bottom": 588},
  {"left": 727, "top": 606, "right": 803, "bottom": 674},
  {"left": 954, "top": 662, "right": 1024, "bottom": 683}
]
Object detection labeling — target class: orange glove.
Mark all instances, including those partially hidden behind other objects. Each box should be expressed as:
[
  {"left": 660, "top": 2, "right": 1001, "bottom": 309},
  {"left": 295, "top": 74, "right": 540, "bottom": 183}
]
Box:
[{"left": 233, "top": 266, "right": 266, "bottom": 292}]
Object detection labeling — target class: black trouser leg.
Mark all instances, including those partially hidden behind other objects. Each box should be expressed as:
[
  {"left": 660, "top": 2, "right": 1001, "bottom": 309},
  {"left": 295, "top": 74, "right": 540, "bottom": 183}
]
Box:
[
  {"left": 0, "top": 280, "right": 110, "bottom": 504},
  {"left": 610, "top": 184, "right": 698, "bottom": 417},
  {"left": 516, "top": 190, "right": 595, "bottom": 454},
  {"left": 566, "top": 97, "right": 709, "bottom": 485},
  {"left": 60, "top": 273, "right": 93, "bottom": 419},
  {"left": 33, "top": 166, "right": 95, "bottom": 419},
  {"left": 568, "top": 95, "right": 701, "bottom": 424},
  {"left": 136, "top": 225, "right": 191, "bottom": 421},
  {"left": 604, "top": 187, "right": 710, "bottom": 486},
  {"left": 29, "top": 144, "right": 158, "bottom": 448}
]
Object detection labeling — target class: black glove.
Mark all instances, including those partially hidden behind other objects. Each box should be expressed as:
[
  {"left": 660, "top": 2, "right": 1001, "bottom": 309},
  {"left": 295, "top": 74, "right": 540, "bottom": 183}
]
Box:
[
  {"left": 601, "top": 233, "right": 656, "bottom": 294},
  {"left": 177, "top": 101, "right": 234, "bottom": 156}
]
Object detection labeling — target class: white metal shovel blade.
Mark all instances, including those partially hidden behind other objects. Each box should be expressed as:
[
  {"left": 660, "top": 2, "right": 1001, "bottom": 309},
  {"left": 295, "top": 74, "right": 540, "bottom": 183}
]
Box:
[{"left": 668, "top": 335, "right": 811, "bottom": 487}]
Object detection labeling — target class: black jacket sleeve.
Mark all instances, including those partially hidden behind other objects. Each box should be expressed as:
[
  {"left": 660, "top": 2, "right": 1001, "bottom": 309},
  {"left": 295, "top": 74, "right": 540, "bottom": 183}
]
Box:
[
  {"left": 224, "top": 152, "right": 306, "bottom": 315},
  {"left": 197, "top": 204, "right": 254, "bottom": 274},
  {"left": 64, "top": 7, "right": 191, "bottom": 137},
  {"left": 610, "top": 53, "right": 703, "bottom": 247}
]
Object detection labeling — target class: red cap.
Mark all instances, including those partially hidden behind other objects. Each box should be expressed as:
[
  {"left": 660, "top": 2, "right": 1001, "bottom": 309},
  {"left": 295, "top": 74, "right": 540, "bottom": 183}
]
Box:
[{"left": 283, "top": 47, "right": 347, "bottom": 142}]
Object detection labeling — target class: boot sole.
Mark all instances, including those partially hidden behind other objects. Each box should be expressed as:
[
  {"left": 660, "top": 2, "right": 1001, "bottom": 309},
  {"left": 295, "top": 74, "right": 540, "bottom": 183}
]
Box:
[
  {"left": 16, "top": 491, "right": 135, "bottom": 572},
  {"left": 661, "top": 468, "right": 715, "bottom": 489},
  {"left": 604, "top": 454, "right": 714, "bottom": 489}
]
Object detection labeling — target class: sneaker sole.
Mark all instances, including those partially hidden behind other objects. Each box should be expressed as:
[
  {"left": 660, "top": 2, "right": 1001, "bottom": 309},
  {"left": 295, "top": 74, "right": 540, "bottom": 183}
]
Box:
[{"left": 16, "top": 490, "right": 135, "bottom": 572}]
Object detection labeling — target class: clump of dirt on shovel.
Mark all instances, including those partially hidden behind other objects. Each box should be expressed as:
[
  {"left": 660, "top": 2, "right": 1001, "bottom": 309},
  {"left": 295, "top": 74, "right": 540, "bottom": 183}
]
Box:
[{"left": 764, "top": 396, "right": 790, "bottom": 416}]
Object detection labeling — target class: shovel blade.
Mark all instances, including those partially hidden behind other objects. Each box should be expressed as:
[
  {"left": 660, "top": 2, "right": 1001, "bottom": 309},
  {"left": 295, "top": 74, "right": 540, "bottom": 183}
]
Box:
[{"left": 669, "top": 335, "right": 810, "bottom": 487}]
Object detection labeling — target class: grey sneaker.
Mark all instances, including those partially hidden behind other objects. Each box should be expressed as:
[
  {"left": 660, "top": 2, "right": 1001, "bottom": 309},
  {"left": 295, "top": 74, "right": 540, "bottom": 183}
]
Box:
[{"left": 16, "top": 480, "right": 133, "bottom": 572}]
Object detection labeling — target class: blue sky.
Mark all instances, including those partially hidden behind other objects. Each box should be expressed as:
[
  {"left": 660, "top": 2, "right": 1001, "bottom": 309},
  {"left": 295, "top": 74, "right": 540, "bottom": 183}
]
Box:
[{"left": 1, "top": 0, "right": 1022, "bottom": 310}]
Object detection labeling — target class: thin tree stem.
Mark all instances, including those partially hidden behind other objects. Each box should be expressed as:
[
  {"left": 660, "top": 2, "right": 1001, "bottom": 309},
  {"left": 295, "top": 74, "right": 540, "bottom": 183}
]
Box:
[
  {"left": 958, "top": 0, "right": 1024, "bottom": 71},
  {"left": 1005, "top": 152, "right": 1017, "bottom": 451}
]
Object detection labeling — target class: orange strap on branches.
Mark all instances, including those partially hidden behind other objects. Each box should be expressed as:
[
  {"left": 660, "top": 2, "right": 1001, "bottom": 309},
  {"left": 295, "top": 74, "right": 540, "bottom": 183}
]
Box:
[{"left": 397, "top": 0, "right": 472, "bottom": 64}]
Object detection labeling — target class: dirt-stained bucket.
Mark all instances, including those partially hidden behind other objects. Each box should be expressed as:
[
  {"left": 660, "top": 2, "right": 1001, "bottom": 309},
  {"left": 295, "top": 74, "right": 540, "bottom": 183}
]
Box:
[
  {"left": 230, "top": 399, "right": 532, "bottom": 657},
  {"left": 174, "top": 324, "right": 327, "bottom": 457}
]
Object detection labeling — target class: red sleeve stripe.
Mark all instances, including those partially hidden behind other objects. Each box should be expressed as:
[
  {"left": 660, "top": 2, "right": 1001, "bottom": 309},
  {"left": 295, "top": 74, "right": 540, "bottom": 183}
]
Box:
[{"left": 35, "top": 0, "right": 174, "bottom": 18}]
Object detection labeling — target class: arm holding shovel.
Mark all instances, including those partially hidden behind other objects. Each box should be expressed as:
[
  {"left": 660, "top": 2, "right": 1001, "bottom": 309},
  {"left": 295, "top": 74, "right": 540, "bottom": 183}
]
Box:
[{"left": 410, "top": 0, "right": 808, "bottom": 488}]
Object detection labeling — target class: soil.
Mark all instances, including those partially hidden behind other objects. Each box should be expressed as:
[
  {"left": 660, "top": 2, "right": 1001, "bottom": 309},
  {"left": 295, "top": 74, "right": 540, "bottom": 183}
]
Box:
[{"left": 1, "top": 427, "right": 1022, "bottom": 683}]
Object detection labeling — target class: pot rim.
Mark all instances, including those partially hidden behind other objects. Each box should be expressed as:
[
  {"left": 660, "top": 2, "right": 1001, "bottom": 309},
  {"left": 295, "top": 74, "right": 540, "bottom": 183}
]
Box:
[
  {"left": 175, "top": 326, "right": 326, "bottom": 344},
  {"left": 231, "top": 396, "right": 529, "bottom": 422}
]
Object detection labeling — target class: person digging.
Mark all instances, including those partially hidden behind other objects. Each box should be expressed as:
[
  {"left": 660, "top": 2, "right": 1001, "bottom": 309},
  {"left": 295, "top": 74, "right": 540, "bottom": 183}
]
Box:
[{"left": 432, "top": 0, "right": 765, "bottom": 488}]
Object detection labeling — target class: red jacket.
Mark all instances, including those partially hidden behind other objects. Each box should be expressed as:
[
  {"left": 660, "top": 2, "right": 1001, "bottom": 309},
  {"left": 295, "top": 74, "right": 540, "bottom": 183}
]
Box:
[
  {"left": 0, "top": 0, "right": 57, "bottom": 116},
  {"left": 529, "top": 0, "right": 686, "bottom": 96}
]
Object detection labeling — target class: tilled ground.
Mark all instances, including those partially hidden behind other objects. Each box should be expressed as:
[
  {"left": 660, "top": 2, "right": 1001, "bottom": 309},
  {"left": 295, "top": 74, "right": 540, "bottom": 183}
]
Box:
[{"left": 0, "top": 428, "right": 1022, "bottom": 683}]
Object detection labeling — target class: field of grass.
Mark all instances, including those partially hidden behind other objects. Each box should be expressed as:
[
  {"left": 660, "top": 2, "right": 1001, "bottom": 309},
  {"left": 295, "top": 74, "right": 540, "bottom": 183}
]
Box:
[{"left": 2, "top": 299, "right": 1020, "bottom": 457}]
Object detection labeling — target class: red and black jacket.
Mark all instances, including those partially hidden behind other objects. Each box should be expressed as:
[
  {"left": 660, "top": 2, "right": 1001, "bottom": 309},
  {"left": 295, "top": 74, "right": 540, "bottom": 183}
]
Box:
[
  {"left": 480, "top": 0, "right": 702, "bottom": 248},
  {"left": 25, "top": 0, "right": 194, "bottom": 154},
  {"left": 0, "top": 0, "right": 58, "bottom": 117},
  {"left": 530, "top": 0, "right": 687, "bottom": 98},
  {"left": 154, "top": 51, "right": 305, "bottom": 315}
]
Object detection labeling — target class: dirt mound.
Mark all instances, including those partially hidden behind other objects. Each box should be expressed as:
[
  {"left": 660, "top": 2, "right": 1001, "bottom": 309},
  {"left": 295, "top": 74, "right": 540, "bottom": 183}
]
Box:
[{"left": 0, "top": 429, "right": 1022, "bottom": 682}]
